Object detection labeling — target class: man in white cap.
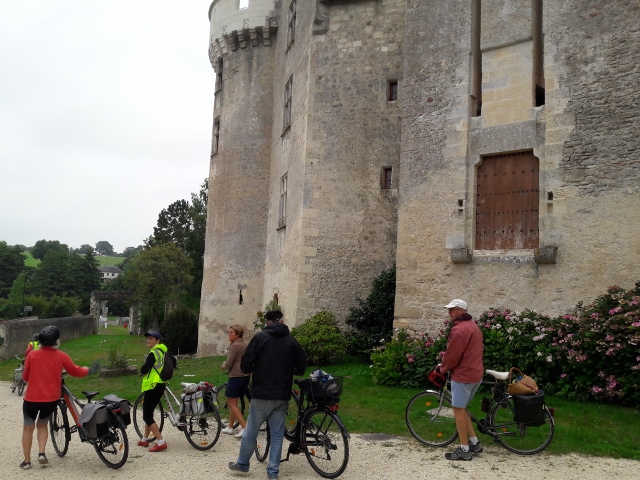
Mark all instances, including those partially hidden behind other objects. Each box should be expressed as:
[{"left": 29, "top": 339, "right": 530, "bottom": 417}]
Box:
[{"left": 439, "top": 299, "right": 484, "bottom": 461}]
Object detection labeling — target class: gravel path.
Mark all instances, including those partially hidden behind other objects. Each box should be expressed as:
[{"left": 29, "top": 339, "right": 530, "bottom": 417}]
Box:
[{"left": 1, "top": 381, "right": 637, "bottom": 480}]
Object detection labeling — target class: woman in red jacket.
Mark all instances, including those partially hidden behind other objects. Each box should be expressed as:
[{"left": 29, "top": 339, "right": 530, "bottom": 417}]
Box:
[{"left": 20, "top": 326, "right": 89, "bottom": 470}]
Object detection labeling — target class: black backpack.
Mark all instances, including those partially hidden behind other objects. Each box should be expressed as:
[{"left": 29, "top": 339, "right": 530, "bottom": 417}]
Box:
[{"left": 154, "top": 350, "right": 177, "bottom": 381}]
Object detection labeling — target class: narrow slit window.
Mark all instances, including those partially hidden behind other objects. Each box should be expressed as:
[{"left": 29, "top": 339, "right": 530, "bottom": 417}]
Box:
[
  {"left": 388, "top": 81, "right": 398, "bottom": 102},
  {"left": 283, "top": 76, "right": 293, "bottom": 130},
  {"left": 278, "top": 174, "right": 288, "bottom": 229},
  {"left": 212, "top": 119, "right": 220, "bottom": 155},
  {"left": 287, "top": 0, "right": 297, "bottom": 48},
  {"left": 382, "top": 167, "right": 393, "bottom": 189}
]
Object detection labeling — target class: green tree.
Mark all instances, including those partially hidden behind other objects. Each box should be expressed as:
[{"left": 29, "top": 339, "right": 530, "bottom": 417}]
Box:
[
  {"left": 95, "top": 241, "right": 114, "bottom": 256},
  {"left": 345, "top": 266, "right": 396, "bottom": 358},
  {"left": 30, "top": 239, "right": 69, "bottom": 260},
  {"left": 0, "top": 241, "right": 25, "bottom": 298},
  {"left": 74, "top": 244, "right": 94, "bottom": 254},
  {"left": 146, "top": 179, "right": 208, "bottom": 298},
  {"left": 123, "top": 246, "right": 143, "bottom": 259},
  {"left": 124, "top": 243, "right": 193, "bottom": 331}
]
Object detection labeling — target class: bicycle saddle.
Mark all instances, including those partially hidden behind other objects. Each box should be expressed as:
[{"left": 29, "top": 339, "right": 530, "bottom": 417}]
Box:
[
  {"left": 82, "top": 391, "right": 100, "bottom": 401},
  {"left": 485, "top": 369, "right": 509, "bottom": 380}
]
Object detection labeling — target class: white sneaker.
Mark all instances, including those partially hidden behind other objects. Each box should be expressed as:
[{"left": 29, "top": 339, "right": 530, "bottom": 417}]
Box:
[
  {"left": 222, "top": 427, "right": 235, "bottom": 435},
  {"left": 235, "top": 428, "right": 245, "bottom": 438}
]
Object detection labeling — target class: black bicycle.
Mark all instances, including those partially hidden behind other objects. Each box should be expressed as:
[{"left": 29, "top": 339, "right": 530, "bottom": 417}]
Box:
[
  {"left": 255, "top": 377, "right": 349, "bottom": 479},
  {"left": 214, "top": 381, "right": 251, "bottom": 428},
  {"left": 405, "top": 369, "right": 555, "bottom": 455}
]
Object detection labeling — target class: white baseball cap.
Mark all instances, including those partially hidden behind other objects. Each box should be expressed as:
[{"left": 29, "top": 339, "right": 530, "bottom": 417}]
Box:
[{"left": 444, "top": 299, "right": 468, "bottom": 310}]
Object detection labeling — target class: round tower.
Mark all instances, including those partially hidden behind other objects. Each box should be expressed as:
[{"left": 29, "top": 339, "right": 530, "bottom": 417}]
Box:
[{"left": 198, "top": 0, "right": 279, "bottom": 356}]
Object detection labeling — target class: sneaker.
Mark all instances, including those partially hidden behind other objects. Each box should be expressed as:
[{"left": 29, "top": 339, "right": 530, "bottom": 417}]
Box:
[
  {"left": 19, "top": 462, "right": 32, "bottom": 470},
  {"left": 149, "top": 442, "right": 167, "bottom": 452},
  {"left": 38, "top": 453, "right": 48, "bottom": 465},
  {"left": 228, "top": 462, "right": 249, "bottom": 473},
  {"left": 445, "top": 446, "right": 473, "bottom": 461},
  {"left": 268, "top": 475, "right": 278, "bottom": 480},
  {"left": 234, "top": 428, "right": 245, "bottom": 438},
  {"left": 222, "top": 426, "right": 235, "bottom": 435},
  {"left": 137, "top": 440, "right": 150, "bottom": 447},
  {"left": 469, "top": 441, "right": 483, "bottom": 454}
]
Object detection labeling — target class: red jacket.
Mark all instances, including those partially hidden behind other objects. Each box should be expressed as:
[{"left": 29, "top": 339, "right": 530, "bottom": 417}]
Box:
[
  {"left": 440, "top": 316, "right": 484, "bottom": 383},
  {"left": 23, "top": 347, "right": 89, "bottom": 402}
]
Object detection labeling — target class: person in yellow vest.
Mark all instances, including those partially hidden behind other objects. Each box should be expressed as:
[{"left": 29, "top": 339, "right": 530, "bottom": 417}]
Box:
[
  {"left": 24, "top": 334, "right": 40, "bottom": 358},
  {"left": 137, "top": 331, "right": 168, "bottom": 452}
]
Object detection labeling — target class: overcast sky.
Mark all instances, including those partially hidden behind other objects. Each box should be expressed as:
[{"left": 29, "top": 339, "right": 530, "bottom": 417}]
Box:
[{"left": 0, "top": 1, "right": 214, "bottom": 253}]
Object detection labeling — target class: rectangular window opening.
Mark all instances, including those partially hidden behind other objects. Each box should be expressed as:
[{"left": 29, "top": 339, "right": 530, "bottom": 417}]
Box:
[
  {"left": 287, "top": 0, "right": 297, "bottom": 48},
  {"left": 239, "top": 0, "right": 249, "bottom": 10},
  {"left": 283, "top": 76, "right": 293, "bottom": 131},
  {"left": 381, "top": 167, "right": 393, "bottom": 189},
  {"left": 212, "top": 119, "right": 220, "bottom": 156},
  {"left": 278, "top": 174, "right": 288, "bottom": 229},
  {"left": 387, "top": 81, "right": 398, "bottom": 102}
]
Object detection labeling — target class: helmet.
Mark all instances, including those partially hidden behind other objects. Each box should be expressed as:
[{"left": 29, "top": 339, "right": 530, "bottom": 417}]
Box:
[{"left": 39, "top": 325, "right": 60, "bottom": 347}]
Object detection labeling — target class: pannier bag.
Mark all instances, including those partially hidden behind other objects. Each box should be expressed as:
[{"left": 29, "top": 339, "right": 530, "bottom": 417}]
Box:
[
  {"left": 512, "top": 390, "right": 546, "bottom": 425},
  {"left": 506, "top": 367, "right": 539, "bottom": 395},
  {"left": 79, "top": 403, "right": 109, "bottom": 439},
  {"left": 103, "top": 394, "right": 132, "bottom": 426},
  {"left": 181, "top": 389, "right": 205, "bottom": 416}
]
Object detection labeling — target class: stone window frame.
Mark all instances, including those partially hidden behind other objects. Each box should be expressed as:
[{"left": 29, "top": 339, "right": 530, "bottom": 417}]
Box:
[
  {"left": 381, "top": 166, "right": 393, "bottom": 189},
  {"left": 278, "top": 173, "right": 288, "bottom": 230},
  {"left": 211, "top": 117, "right": 220, "bottom": 156},
  {"left": 387, "top": 80, "right": 398, "bottom": 102},
  {"left": 287, "top": 0, "right": 297, "bottom": 51},
  {"left": 283, "top": 75, "right": 293, "bottom": 132}
]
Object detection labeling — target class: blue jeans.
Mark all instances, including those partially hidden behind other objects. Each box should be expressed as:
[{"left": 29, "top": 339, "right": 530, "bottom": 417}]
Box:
[{"left": 236, "top": 398, "right": 288, "bottom": 478}]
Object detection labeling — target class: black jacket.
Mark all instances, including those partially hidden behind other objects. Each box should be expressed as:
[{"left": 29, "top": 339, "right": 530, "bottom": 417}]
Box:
[{"left": 241, "top": 321, "right": 307, "bottom": 401}]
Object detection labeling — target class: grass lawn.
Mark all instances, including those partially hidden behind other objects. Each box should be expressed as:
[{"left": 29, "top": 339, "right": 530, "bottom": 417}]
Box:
[
  {"left": 22, "top": 252, "right": 123, "bottom": 267},
  {"left": 1, "top": 327, "right": 638, "bottom": 460},
  {"left": 22, "top": 251, "right": 39, "bottom": 267}
]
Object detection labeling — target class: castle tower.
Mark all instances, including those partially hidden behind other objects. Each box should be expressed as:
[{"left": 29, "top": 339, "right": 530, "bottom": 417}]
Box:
[{"left": 198, "top": 0, "right": 278, "bottom": 356}]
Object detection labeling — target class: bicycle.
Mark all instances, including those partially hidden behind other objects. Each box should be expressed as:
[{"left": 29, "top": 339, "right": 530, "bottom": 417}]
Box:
[
  {"left": 10, "top": 355, "right": 26, "bottom": 396},
  {"left": 405, "top": 369, "right": 555, "bottom": 455},
  {"left": 255, "top": 377, "right": 350, "bottom": 479},
  {"left": 49, "top": 373, "right": 130, "bottom": 468},
  {"left": 132, "top": 380, "right": 222, "bottom": 450}
]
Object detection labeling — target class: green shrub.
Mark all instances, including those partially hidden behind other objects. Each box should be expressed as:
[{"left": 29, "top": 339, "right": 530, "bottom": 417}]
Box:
[
  {"left": 345, "top": 266, "right": 396, "bottom": 357},
  {"left": 105, "top": 345, "right": 130, "bottom": 369},
  {"left": 42, "top": 295, "right": 80, "bottom": 318},
  {"left": 161, "top": 306, "right": 198, "bottom": 354},
  {"left": 254, "top": 298, "right": 281, "bottom": 331},
  {"left": 291, "top": 311, "right": 348, "bottom": 366}
]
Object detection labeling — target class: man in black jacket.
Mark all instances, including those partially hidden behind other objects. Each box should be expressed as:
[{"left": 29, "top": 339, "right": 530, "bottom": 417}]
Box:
[{"left": 229, "top": 310, "right": 307, "bottom": 480}]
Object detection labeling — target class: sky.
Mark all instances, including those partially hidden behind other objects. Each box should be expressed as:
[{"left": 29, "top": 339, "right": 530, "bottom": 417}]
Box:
[{"left": 0, "top": 1, "right": 214, "bottom": 254}]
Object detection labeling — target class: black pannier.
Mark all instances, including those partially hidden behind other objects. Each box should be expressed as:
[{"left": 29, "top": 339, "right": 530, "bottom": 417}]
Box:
[
  {"left": 79, "top": 403, "right": 109, "bottom": 439},
  {"left": 512, "top": 390, "right": 546, "bottom": 425},
  {"left": 103, "top": 394, "right": 132, "bottom": 426}
]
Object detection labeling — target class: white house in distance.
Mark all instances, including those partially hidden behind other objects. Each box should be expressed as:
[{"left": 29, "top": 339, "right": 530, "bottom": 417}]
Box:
[{"left": 99, "top": 265, "right": 123, "bottom": 282}]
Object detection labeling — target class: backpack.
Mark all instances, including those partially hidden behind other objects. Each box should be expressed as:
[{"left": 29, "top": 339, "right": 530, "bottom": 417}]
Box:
[{"left": 154, "top": 349, "right": 177, "bottom": 381}]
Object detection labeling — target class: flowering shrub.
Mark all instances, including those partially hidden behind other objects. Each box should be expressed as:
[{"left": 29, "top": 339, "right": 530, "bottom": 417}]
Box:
[
  {"left": 369, "top": 282, "right": 640, "bottom": 406},
  {"left": 548, "top": 283, "right": 640, "bottom": 406}
]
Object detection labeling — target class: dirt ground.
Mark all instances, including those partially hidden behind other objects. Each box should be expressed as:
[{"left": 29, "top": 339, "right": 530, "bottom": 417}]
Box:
[{"left": 1, "top": 381, "right": 638, "bottom": 480}]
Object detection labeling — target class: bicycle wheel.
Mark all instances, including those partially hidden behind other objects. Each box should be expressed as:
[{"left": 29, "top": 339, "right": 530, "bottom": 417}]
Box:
[
  {"left": 216, "top": 384, "right": 247, "bottom": 429},
  {"left": 405, "top": 391, "right": 458, "bottom": 447},
  {"left": 50, "top": 402, "right": 70, "bottom": 457},
  {"left": 18, "top": 380, "right": 26, "bottom": 396},
  {"left": 255, "top": 420, "right": 270, "bottom": 462},
  {"left": 301, "top": 407, "right": 349, "bottom": 479},
  {"left": 489, "top": 397, "right": 555, "bottom": 454},
  {"left": 133, "top": 392, "right": 165, "bottom": 439},
  {"left": 94, "top": 412, "right": 129, "bottom": 469},
  {"left": 183, "top": 399, "right": 222, "bottom": 450},
  {"left": 10, "top": 376, "right": 17, "bottom": 393},
  {"left": 284, "top": 390, "right": 301, "bottom": 439}
]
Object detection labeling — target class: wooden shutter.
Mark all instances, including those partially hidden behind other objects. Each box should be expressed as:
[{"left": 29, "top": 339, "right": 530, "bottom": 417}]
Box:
[{"left": 476, "top": 152, "right": 539, "bottom": 249}]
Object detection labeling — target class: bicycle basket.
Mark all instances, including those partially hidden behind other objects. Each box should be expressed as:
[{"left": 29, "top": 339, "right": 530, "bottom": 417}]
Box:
[{"left": 298, "top": 376, "right": 343, "bottom": 403}]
